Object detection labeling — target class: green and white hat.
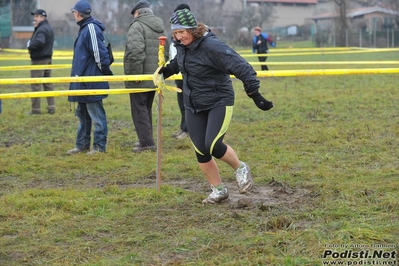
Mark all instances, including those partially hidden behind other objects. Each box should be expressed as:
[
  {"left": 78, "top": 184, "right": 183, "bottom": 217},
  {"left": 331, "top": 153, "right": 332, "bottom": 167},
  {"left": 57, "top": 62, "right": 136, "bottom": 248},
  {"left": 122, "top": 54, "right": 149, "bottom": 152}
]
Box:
[{"left": 170, "top": 8, "right": 197, "bottom": 31}]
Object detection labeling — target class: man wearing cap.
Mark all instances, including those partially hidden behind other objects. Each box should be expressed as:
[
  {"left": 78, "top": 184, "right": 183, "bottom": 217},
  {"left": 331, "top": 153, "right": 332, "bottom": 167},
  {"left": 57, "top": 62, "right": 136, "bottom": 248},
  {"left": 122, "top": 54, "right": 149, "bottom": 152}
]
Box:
[
  {"left": 27, "top": 9, "right": 55, "bottom": 115},
  {"left": 66, "top": 0, "right": 113, "bottom": 155},
  {"left": 123, "top": 0, "right": 169, "bottom": 153}
]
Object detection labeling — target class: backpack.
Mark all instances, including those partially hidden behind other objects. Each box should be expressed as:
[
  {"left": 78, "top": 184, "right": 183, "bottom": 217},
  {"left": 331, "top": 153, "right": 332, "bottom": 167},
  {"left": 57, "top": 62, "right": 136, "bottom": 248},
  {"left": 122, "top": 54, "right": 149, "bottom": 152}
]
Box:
[{"left": 103, "top": 34, "right": 114, "bottom": 65}]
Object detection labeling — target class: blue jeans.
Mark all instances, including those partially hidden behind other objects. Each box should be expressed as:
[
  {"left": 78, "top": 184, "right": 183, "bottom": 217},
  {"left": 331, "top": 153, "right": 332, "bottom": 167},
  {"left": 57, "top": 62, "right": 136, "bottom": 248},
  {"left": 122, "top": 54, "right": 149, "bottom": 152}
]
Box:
[
  {"left": 75, "top": 101, "right": 107, "bottom": 152},
  {"left": 0, "top": 99, "right": 2, "bottom": 114}
]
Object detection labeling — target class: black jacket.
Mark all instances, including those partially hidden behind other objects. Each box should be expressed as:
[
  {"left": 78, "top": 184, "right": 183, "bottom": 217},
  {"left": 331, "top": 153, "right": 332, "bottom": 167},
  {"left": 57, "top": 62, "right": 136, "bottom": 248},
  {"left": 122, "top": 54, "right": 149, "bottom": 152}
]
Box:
[
  {"left": 28, "top": 20, "right": 54, "bottom": 61},
  {"left": 165, "top": 30, "right": 259, "bottom": 113}
]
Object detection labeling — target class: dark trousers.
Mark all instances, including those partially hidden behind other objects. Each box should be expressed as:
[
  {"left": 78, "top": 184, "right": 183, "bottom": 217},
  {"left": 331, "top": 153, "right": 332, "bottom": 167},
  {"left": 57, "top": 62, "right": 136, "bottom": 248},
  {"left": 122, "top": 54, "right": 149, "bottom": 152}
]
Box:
[
  {"left": 129, "top": 91, "right": 156, "bottom": 147},
  {"left": 175, "top": 80, "right": 187, "bottom": 132},
  {"left": 30, "top": 59, "right": 55, "bottom": 112},
  {"left": 258, "top": 56, "right": 268, "bottom": 71}
]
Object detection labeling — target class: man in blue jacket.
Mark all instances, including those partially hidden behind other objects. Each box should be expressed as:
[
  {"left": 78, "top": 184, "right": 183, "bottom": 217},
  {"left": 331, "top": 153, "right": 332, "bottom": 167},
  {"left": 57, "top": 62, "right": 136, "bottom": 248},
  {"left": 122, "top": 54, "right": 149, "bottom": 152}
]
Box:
[
  {"left": 252, "top": 26, "right": 275, "bottom": 71},
  {"left": 67, "top": 0, "right": 113, "bottom": 155}
]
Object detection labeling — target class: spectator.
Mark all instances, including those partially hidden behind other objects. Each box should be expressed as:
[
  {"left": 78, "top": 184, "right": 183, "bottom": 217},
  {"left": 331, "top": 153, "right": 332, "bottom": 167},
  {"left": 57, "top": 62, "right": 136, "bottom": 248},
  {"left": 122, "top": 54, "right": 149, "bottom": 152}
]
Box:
[
  {"left": 67, "top": 0, "right": 113, "bottom": 155},
  {"left": 124, "top": 0, "right": 169, "bottom": 153},
  {"left": 158, "top": 9, "right": 273, "bottom": 204},
  {"left": 27, "top": 9, "right": 55, "bottom": 115},
  {"left": 252, "top": 26, "right": 275, "bottom": 71},
  {"left": 169, "top": 3, "right": 191, "bottom": 140}
]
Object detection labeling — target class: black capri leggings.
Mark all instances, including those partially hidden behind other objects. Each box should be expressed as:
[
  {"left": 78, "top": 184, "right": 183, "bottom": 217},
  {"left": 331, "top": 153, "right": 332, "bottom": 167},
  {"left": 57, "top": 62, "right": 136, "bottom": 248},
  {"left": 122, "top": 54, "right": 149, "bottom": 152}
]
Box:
[{"left": 186, "top": 105, "right": 233, "bottom": 163}]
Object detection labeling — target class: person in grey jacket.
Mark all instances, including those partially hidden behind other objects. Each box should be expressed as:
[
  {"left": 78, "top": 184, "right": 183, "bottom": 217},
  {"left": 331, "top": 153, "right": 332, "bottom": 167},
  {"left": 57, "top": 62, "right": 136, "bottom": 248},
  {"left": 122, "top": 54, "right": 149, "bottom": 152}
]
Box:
[
  {"left": 158, "top": 9, "right": 273, "bottom": 204},
  {"left": 28, "top": 9, "right": 55, "bottom": 115},
  {"left": 124, "top": 0, "right": 169, "bottom": 153}
]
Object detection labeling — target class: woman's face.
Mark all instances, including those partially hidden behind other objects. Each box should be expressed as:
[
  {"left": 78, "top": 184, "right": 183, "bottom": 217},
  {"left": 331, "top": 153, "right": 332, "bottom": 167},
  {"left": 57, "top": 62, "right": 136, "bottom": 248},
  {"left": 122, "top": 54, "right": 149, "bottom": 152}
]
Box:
[{"left": 173, "top": 29, "right": 194, "bottom": 46}]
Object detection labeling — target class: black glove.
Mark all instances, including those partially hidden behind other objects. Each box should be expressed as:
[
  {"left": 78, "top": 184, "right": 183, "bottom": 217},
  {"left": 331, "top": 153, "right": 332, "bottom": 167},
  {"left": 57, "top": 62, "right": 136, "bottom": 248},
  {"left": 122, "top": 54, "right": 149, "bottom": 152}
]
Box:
[
  {"left": 249, "top": 92, "right": 273, "bottom": 111},
  {"left": 158, "top": 66, "right": 173, "bottom": 79}
]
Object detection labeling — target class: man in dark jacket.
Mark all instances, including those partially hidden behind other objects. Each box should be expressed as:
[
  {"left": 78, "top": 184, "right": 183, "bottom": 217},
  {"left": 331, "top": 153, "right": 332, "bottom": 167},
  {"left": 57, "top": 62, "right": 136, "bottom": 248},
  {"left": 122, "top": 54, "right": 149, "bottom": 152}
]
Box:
[
  {"left": 67, "top": 0, "right": 112, "bottom": 155},
  {"left": 28, "top": 9, "right": 55, "bottom": 115},
  {"left": 124, "top": 0, "right": 169, "bottom": 153},
  {"left": 252, "top": 26, "right": 275, "bottom": 71}
]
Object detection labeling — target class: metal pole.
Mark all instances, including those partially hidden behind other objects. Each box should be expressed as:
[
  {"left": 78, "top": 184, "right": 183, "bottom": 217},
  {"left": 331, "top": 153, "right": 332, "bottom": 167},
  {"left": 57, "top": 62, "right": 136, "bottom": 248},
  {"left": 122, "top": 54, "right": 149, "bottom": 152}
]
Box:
[{"left": 156, "top": 36, "right": 167, "bottom": 192}]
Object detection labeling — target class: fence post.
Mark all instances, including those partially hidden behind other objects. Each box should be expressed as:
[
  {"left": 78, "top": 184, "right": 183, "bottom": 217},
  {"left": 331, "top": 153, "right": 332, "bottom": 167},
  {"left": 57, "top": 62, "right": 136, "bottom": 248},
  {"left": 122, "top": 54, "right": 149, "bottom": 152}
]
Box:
[{"left": 156, "top": 36, "right": 167, "bottom": 192}]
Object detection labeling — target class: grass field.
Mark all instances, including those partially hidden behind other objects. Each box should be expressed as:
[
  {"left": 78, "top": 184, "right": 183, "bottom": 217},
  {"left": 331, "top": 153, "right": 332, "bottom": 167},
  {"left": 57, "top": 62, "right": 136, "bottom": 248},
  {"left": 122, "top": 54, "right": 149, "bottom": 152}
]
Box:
[{"left": 0, "top": 41, "right": 398, "bottom": 265}]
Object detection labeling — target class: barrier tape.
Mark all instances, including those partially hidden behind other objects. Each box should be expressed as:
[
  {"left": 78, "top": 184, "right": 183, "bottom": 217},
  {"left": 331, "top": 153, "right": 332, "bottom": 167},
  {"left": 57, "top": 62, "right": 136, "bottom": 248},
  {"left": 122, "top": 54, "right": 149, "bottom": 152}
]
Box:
[
  {"left": 0, "top": 88, "right": 155, "bottom": 99},
  {"left": 242, "top": 48, "right": 399, "bottom": 57},
  {"left": 2, "top": 61, "right": 399, "bottom": 71},
  {"left": 0, "top": 63, "right": 123, "bottom": 71},
  {"left": 2, "top": 47, "right": 399, "bottom": 61},
  {"left": 256, "top": 68, "right": 399, "bottom": 77},
  {"left": 0, "top": 74, "right": 181, "bottom": 84},
  {"left": 250, "top": 61, "right": 399, "bottom": 65},
  {"left": 235, "top": 47, "right": 397, "bottom": 53},
  {"left": 1, "top": 68, "right": 398, "bottom": 99}
]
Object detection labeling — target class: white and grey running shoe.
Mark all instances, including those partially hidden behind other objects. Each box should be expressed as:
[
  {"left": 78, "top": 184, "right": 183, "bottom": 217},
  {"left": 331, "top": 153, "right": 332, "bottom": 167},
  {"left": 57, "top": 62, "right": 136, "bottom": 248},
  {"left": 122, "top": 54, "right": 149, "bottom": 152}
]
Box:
[
  {"left": 235, "top": 162, "right": 254, "bottom": 193},
  {"left": 202, "top": 185, "right": 229, "bottom": 204}
]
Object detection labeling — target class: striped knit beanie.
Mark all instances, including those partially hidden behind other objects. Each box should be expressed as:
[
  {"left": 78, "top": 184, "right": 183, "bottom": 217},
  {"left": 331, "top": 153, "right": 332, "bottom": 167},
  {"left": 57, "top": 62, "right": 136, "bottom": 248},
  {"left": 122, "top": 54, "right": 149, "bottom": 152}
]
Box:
[{"left": 170, "top": 8, "right": 197, "bottom": 31}]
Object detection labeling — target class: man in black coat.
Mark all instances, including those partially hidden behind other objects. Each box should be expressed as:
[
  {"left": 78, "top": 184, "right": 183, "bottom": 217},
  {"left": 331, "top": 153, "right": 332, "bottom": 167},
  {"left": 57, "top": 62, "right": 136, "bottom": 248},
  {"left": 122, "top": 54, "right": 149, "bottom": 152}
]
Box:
[{"left": 27, "top": 9, "right": 55, "bottom": 115}]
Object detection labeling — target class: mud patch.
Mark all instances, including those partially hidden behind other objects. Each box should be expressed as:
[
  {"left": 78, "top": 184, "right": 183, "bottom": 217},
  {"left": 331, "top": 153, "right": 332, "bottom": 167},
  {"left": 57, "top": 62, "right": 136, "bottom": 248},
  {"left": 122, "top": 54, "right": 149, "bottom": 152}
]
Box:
[{"left": 166, "top": 177, "right": 313, "bottom": 210}]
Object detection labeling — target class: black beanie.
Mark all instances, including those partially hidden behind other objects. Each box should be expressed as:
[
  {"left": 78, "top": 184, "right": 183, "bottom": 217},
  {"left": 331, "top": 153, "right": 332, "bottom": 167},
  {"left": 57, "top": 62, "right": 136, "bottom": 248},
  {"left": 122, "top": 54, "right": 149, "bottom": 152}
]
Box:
[
  {"left": 131, "top": 0, "right": 150, "bottom": 15},
  {"left": 174, "top": 4, "right": 190, "bottom": 12}
]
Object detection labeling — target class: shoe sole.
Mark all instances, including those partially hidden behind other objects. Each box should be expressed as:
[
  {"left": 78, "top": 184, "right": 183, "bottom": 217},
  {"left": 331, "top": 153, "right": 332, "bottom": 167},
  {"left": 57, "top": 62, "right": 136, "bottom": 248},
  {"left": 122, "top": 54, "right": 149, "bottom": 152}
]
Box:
[
  {"left": 238, "top": 181, "right": 253, "bottom": 194},
  {"left": 202, "top": 195, "right": 229, "bottom": 204}
]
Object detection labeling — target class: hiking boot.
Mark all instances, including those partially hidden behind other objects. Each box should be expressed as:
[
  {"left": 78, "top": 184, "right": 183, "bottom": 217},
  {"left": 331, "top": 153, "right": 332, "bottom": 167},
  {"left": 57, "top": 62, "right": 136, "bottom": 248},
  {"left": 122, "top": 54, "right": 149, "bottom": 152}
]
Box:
[
  {"left": 175, "top": 131, "right": 188, "bottom": 140},
  {"left": 202, "top": 185, "right": 229, "bottom": 204},
  {"left": 133, "top": 145, "right": 156, "bottom": 153},
  {"left": 66, "top": 148, "right": 83, "bottom": 155},
  {"left": 48, "top": 109, "right": 55, "bottom": 115},
  {"left": 234, "top": 162, "right": 254, "bottom": 193}
]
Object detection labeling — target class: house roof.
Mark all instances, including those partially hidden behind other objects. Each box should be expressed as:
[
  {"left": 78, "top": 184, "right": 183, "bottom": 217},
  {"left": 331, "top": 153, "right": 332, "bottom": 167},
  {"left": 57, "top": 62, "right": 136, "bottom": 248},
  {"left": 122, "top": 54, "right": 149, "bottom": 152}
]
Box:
[
  {"left": 247, "top": 0, "right": 317, "bottom": 4},
  {"left": 309, "top": 6, "right": 399, "bottom": 21}
]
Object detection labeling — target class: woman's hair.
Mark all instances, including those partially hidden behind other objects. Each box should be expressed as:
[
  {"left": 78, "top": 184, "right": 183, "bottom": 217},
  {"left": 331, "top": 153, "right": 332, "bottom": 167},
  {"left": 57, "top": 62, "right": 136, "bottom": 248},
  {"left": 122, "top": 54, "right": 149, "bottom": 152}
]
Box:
[
  {"left": 189, "top": 23, "right": 208, "bottom": 40},
  {"left": 172, "top": 23, "right": 208, "bottom": 42}
]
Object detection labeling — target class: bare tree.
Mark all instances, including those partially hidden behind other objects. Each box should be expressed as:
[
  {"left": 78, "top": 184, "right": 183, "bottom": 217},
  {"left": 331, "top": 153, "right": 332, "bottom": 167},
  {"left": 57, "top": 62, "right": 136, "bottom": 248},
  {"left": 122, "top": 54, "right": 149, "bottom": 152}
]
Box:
[
  {"left": 332, "top": 0, "right": 348, "bottom": 46},
  {"left": 385, "top": 0, "right": 399, "bottom": 26},
  {"left": 242, "top": 2, "right": 274, "bottom": 31}
]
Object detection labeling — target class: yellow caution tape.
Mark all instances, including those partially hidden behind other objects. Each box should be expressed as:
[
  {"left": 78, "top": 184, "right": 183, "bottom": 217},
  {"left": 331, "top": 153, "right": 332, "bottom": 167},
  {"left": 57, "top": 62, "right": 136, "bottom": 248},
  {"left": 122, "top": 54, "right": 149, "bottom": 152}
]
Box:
[
  {"left": 0, "top": 63, "right": 123, "bottom": 71},
  {"left": 236, "top": 47, "right": 399, "bottom": 54},
  {"left": 243, "top": 48, "right": 399, "bottom": 57},
  {"left": 2, "top": 61, "right": 399, "bottom": 72},
  {"left": 153, "top": 66, "right": 182, "bottom": 93},
  {"left": 1, "top": 68, "right": 398, "bottom": 99},
  {"left": 0, "top": 88, "right": 155, "bottom": 99},
  {"left": 0, "top": 74, "right": 152, "bottom": 84},
  {"left": 256, "top": 68, "right": 399, "bottom": 77},
  {"left": 250, "top": 61, "right": 399, "bottom": 65}
]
